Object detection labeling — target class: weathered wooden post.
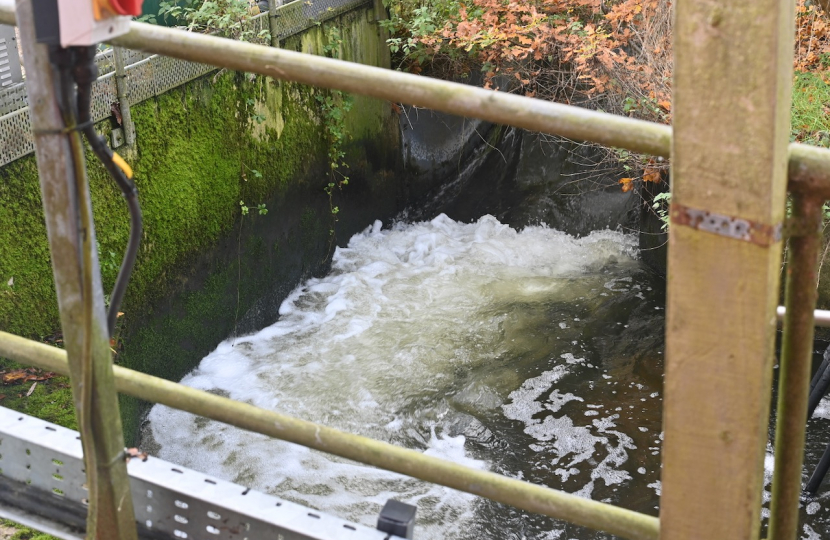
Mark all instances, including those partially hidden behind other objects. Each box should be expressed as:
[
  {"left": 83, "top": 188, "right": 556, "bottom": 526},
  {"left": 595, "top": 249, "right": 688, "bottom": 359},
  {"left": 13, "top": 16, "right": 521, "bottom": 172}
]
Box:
[
  {"left": 113, "top": 47, "right": 135, "bottom": 146},
  {"left": 15, "top": 0, "right": 137, "bottom": 537},
  {"left": 661, "top": 1, "right": 795, "bottom": 539}
]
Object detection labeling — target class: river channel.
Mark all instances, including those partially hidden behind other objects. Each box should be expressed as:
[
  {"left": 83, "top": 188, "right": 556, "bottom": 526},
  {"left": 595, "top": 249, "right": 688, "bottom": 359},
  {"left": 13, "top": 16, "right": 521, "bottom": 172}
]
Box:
[
  {"left": 145, "top": 213, "right": 671, "bottom": 539},
  {"left": 143, "top": 119, "right": 830, "bottom": 538}
]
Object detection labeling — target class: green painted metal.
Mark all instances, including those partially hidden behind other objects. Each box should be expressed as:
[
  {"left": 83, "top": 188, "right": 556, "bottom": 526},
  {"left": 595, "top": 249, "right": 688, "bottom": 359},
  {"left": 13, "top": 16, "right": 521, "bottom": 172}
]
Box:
[{"left": 769, "top": 194, "right": 824, "bottom": 540}]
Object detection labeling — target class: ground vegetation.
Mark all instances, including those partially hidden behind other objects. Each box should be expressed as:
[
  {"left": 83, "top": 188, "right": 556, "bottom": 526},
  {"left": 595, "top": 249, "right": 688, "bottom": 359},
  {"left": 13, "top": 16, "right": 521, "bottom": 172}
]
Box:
[{"left": 381, "top": 0, "right": 830, "bottom": 182}]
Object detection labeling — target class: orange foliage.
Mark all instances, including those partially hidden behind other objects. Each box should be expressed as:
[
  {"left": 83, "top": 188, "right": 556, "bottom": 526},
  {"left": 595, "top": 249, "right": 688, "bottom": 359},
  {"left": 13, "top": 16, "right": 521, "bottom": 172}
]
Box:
[
  {"left": 409, "top": 0, "right": 672, "bottom": 121},
  {"left": 405, "top": 0, "right": 829, "bottom": 123},
  {"left": 795, "top": 0, "right": 830, "bottom": 73},
  {"left": 398, "top": 0, "right": 830, "bottom": 192}
]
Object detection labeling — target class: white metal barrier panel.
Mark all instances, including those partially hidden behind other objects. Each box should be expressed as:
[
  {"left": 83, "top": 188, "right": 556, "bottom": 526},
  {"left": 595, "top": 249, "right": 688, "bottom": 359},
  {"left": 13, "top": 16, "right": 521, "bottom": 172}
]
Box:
[{"left": 0, "top": 407, "right": 414, "bottom": 540}]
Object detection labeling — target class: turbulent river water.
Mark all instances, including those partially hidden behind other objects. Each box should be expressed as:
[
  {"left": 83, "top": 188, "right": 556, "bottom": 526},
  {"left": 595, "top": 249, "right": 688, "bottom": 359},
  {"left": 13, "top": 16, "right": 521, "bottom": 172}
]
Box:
[{"left": 145, "top": 213, "right": 830, "bottom": 539}]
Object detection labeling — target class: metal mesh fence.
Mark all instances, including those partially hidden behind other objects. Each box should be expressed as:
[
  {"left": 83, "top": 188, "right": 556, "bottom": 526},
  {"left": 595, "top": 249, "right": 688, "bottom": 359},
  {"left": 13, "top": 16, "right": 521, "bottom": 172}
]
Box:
[
  {"left": 271, "top": 0, "right": 371, "bottom": 41},
  {"left": 0, "top": 0, "right": 372, "bottom": 166}
]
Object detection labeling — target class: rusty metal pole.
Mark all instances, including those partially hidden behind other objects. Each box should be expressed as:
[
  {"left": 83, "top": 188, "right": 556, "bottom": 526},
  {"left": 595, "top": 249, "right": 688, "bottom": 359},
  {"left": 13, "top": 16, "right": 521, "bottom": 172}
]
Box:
[
  {"left": 113, "top": 47, "right": 135, "bottom": 145},
  {"left": 14, "top": 1, "right": 137, "bottom": 538},
  {"left": 769, "top": 194, "right": 823, "bottom": 540}
]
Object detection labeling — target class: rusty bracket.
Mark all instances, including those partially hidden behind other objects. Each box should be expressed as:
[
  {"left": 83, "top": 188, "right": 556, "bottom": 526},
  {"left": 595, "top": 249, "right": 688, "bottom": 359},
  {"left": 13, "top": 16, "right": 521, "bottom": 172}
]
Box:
[{"left": 670, "top": 202, "right": 783, "bottom": 246}]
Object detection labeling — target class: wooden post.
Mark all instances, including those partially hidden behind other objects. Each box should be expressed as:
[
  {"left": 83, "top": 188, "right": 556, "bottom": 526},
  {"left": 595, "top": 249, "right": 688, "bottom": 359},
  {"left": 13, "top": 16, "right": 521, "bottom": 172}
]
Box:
[
  {"left": 661, "top": 1, "right": 795, "bottom": 539},
  {"left": 113, "top": 47, "right": 135, "bottom": 146},
  {"left": 15, "top": 1, "right": 137, "bottom": 538}
]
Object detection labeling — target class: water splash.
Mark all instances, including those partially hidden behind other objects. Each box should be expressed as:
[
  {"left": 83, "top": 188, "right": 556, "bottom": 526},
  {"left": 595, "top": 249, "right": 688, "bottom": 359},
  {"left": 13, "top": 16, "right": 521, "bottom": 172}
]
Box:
[{"left": 146, "top": 214, "right": 665, "bottom": 539}]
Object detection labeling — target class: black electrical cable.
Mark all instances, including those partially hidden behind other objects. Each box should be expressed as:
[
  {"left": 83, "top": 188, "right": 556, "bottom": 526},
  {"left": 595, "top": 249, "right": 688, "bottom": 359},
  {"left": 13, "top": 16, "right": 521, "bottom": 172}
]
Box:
[
  {"left": 48, "top": 44, "right": 102, "bottom": 522},
  {"left": 807, "top": 441, "right": 830, "bottom": 494},
  {"left": 804, "top": 347, "right": 830, "bottom": 493},
  {"left": 71, "top": 46, "right": 143, "bottom": 337}
]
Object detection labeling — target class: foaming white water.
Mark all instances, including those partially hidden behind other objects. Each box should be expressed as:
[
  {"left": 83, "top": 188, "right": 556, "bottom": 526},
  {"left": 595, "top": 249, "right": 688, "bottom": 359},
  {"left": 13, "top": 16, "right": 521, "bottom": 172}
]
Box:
[{"left": 146, "top": 214, "right": 645, "bottom": 539}]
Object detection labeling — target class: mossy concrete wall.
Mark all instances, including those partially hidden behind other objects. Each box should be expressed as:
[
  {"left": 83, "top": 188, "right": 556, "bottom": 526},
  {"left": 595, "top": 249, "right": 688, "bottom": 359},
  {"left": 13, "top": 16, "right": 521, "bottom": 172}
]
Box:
[{"left": 0, "top": 7, "right": 408, "bottom": 442}]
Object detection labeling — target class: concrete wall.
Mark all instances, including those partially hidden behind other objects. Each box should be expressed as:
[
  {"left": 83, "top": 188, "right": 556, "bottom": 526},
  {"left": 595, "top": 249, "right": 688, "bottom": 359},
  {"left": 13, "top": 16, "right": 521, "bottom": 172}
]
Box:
[{"left": 0, "top": 6, "right": 412, "bottom": 441}]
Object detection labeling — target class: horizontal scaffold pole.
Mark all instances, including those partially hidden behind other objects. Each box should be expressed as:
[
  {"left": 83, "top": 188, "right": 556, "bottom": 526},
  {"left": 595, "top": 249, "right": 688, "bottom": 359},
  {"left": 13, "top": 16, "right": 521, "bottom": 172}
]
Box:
[
  {"left": 1, "top": 3, "right": 653, "bottom": 158},
  {"left": 0, "top": 330, "right": 660, "bottom": 540},
  {"left": 0, "top": 4, "right": 828, "bottom": 190}
]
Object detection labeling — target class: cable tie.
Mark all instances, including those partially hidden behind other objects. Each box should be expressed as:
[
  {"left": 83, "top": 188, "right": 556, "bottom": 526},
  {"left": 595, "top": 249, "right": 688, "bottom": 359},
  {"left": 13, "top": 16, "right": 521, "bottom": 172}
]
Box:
[{"left": 34, "top": 120, "right": 94, "bottom": 135}]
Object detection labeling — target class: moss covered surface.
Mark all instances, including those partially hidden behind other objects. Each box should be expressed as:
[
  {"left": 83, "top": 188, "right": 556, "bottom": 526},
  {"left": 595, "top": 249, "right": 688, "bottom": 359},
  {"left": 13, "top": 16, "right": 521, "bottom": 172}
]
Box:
[
  {"left": 0, "top": 519, "right": 59, "bottom": 540},
  {"left": 0, "top": 358, "right": 76, "bottom": 430},
  {"left": 1, "top": 6, "right": 403, "bottom": 445}
]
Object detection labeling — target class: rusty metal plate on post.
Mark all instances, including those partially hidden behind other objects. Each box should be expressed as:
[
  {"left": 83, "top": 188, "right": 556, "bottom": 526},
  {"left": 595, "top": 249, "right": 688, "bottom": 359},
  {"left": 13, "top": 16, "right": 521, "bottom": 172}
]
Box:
[{"left": 670, "top": 202, "right": 783, "bottom": 246}]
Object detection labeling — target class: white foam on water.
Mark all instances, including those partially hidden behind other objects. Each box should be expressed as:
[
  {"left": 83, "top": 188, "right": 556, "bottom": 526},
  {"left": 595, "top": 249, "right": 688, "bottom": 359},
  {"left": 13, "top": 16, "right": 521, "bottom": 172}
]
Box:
[
  {"left": 502, "top": 363, "right": 636, "bottom": 498},
  {"left": 814, "top": 396, "right": 830, "bottom": 420},
  {"left": 647, "top": 480, "right": 662, "bottom": 496},
  {"left": 803, "top": 524, "right": 821, "bottom": 540},
  {"left": 146, "top": 214, "right": 641, "bottom": 539}
]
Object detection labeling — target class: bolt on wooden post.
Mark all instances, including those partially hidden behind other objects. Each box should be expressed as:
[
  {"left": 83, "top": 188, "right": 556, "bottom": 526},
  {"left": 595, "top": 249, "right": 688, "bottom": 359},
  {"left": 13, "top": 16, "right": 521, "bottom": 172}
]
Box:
[{"left": 661, "top": 1, "right": 794, "bottom": 539}]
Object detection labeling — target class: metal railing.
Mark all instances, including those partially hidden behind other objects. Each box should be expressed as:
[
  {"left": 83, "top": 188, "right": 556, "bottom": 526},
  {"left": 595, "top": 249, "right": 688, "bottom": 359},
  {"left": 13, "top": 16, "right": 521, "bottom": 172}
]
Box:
[{"left": 0, "top": 1, "right": 825, "bottom": 540}]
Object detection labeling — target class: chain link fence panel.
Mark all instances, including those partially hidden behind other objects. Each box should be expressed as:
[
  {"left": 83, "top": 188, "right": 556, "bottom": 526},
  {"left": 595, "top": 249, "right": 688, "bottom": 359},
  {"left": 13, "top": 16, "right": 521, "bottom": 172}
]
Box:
[{"left": 0, "top": 0, "right": 372, "bottom": 167}]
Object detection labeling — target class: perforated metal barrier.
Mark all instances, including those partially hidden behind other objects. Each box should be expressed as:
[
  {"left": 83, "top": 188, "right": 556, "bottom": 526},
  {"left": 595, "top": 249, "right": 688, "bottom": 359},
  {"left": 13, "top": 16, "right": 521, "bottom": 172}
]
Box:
[
  {"left": 0, "top": 0, "right": 372, "bottom": 166},
  {"left": 0, "top": 406, "right": 401, "bottom": 540},
  {"left": 0, "top": 25, "right": 21, "bottom": 88},
  {"left": 269, "top": 0, "right": 372, "bottom": 41}
]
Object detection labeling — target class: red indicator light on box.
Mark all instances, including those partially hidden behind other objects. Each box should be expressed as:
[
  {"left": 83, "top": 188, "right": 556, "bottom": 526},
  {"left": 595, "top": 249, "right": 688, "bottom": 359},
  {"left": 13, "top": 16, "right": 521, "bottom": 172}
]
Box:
[
  {"left": 109, "top": 0, "right": 143, "bottom": 16},
  {"left": 94, "top": 0, "right": 143, "bottom": 19}
]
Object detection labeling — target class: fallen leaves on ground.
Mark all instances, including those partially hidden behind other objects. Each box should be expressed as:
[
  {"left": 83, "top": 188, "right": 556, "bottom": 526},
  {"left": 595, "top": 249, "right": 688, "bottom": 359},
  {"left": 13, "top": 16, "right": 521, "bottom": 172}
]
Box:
[{"left": 1, "top": 368, "right": 56, "bottom": 385}]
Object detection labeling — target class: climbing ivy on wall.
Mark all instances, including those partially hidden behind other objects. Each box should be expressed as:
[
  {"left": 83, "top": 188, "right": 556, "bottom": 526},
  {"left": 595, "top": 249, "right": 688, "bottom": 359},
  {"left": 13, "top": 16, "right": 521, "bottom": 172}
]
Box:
[{"left": 316, "top": 27, "right": 356, "bottom": 239}]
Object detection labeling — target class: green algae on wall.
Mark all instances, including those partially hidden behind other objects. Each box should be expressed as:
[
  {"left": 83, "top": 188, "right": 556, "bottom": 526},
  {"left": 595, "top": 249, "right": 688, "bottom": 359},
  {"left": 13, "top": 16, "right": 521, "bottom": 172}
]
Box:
[
  {"left": 0, "top": 5, "right": 401, "bottom": 444},
  {"left": 0, "top": 157, "right": 57, "bottom": 338}
]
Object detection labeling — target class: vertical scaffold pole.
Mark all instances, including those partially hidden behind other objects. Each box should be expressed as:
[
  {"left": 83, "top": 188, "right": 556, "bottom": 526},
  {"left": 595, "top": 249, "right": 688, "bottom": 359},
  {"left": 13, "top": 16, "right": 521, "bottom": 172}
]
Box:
[
  {"left": 268, "top": 0, "right": 283, "bottom": 48},
  {"left": 113, "top": 47, "right": 135, "bottom": 146},
  {"left": 15, "top": 1, "right": 137, "bottom": 538},
  {"left": 661, "top": 1, "right": 794, "bottom": 539},
  {"left": 769, "top": 193, "right": 823, "bottom": 540}
]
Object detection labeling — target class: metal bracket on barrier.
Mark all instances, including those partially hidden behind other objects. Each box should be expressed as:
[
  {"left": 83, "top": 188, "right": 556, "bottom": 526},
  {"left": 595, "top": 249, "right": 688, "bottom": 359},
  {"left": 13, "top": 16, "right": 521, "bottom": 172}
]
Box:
[
  {"left": 670, "top": 202, "right": 783, "bottom": 246},
  {"left": 0, "top": 407, "right": 406, "bottom": 540}
]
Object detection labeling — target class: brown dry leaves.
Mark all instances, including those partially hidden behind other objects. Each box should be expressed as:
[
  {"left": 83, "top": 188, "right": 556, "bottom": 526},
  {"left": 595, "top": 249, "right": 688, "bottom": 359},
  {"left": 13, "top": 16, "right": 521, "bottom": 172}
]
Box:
[
  {"left": 414, "top": 0, "right": 672, "bottom": 121},
  {"left": 1, "top": 367, "right": 56, "bottom": 385},
  {"left": 796, "top": 0, "right": 830, "bottom": 74}
]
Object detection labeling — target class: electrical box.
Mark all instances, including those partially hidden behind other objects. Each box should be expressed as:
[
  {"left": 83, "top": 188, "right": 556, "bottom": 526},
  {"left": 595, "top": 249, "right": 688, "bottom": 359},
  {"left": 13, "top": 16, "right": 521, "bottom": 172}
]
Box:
[{"left": 33, "top": 0, "right": 143, "bottom": 47}]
